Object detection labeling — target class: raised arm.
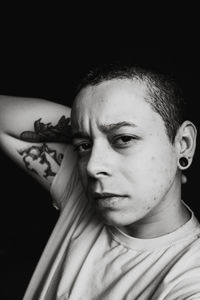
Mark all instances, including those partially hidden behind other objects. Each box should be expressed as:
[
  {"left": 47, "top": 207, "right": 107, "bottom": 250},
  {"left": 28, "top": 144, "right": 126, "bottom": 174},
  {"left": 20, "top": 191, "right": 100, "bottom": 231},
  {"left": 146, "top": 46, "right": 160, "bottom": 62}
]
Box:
[{"left": 0, "top": 95, "right": 72, "bottom": 191}]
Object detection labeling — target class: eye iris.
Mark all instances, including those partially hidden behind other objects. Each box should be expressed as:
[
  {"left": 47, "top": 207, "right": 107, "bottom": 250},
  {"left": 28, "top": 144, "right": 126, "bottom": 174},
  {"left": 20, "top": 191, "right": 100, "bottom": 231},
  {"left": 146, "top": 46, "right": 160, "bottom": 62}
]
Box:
[
  {"left": 81, "top": 143, "right": 90, "bottom": 151},
  {"left": 121, "top": 136, "right": 131, "bottom": 142}
]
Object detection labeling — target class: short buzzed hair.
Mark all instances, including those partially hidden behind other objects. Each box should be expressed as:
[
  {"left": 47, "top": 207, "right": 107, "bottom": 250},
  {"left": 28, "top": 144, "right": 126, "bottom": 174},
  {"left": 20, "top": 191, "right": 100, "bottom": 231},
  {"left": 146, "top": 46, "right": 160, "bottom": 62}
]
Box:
[{"left": 74, "top": 63, "right": 186, "bottom": 143}]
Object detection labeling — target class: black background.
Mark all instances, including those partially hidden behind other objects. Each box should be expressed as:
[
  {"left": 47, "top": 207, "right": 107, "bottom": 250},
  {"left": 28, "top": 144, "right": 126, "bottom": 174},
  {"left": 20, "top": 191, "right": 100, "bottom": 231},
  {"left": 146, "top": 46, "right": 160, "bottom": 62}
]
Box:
[{"left": 0, "top": 43, "right": 200, "bottom": 299}]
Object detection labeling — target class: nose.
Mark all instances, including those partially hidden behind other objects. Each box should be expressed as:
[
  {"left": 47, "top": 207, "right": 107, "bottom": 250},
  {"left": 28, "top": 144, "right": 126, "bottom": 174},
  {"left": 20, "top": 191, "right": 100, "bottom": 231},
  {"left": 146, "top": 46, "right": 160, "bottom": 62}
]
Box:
[{"left": 86, "top": 142, "right": 113, "bottom": 179}]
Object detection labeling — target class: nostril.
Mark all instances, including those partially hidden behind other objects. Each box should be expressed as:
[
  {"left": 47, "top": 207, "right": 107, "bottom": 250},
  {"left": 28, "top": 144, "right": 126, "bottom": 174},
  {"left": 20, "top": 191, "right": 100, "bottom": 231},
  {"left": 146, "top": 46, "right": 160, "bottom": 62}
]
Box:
[
  {"left": 87, "top": 168, "right": 109, "bottom": 178},
  {"left": 97, "top": 171, "right": 108, "bottom": 176}
]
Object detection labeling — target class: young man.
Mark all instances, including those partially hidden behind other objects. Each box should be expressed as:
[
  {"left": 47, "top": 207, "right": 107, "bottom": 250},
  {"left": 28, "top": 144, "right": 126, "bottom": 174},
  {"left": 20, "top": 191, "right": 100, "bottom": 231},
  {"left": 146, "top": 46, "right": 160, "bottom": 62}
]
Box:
[{"left": 0, "top": 64, "right": 200, "bottom": 299}]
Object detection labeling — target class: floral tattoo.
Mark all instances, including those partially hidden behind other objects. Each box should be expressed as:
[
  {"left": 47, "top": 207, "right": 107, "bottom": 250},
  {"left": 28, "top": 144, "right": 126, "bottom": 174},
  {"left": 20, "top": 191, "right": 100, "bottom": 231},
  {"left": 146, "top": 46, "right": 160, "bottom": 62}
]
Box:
[
  {"left": 20, "top": 116, "right": 72, "bottom": 143},
  {"left": 18, "top": 116, "right": 71, "bottom": 181}
]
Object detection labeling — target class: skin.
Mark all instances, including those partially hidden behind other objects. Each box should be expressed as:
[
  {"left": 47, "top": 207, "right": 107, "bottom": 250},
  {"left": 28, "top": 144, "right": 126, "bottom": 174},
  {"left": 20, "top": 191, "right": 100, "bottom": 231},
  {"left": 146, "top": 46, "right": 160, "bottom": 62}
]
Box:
[{"left": 71, "top": 79, "right": 193, "bottom": 239}]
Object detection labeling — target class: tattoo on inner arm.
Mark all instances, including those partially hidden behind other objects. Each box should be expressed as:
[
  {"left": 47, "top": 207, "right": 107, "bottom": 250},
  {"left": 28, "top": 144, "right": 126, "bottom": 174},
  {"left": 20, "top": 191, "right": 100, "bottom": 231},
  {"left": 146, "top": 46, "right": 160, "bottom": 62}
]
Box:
[
  {"left": 20, "top": 116, "right": 72, "bottom": 143},
  {"left": 18, "top": 144, "right": 64, "bottom": 181}
]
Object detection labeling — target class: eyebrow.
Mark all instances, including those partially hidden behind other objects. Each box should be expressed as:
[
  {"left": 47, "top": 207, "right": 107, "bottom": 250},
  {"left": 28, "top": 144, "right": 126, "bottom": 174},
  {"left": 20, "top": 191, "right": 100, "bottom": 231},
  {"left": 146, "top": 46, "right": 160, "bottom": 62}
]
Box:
[
  {"left": 99, "top": 121, "right": 137, "bottom": 134},
  {"left": 72, "top": 122, "right": 137, "bottom": 140}
]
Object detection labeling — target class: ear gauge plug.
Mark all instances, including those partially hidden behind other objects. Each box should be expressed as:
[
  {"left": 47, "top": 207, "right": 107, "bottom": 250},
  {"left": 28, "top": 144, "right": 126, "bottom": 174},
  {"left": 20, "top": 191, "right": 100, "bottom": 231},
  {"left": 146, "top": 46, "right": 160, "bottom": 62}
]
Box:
[{"left": 178, "top": 157, "right": 189, "bottom": 169}]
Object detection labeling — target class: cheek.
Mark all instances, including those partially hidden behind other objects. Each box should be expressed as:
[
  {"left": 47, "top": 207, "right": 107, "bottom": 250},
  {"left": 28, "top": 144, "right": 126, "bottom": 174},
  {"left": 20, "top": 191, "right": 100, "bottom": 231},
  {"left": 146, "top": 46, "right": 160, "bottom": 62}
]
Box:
[
  {"left": 150, "top": 148, "right": 177, "bottom": 183},
  {"left": 122, "top": 146, "right": 177, "bottom": 197}
]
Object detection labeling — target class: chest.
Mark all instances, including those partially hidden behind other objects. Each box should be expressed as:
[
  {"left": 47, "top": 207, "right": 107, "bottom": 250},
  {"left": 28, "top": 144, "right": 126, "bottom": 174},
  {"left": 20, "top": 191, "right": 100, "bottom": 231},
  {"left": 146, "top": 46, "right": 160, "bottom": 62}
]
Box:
[{"left": 58, "top": 228, "right": 182, "bottom": 300}]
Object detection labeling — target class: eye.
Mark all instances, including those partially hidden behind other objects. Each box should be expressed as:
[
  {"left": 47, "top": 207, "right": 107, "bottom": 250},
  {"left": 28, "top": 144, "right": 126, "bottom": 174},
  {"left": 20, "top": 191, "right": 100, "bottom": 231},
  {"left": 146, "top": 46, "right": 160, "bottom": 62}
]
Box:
[
  {"left": 112, "top": 135, "right": 138, "bottom": 147},
  {"left": 73, "top": 142, "right": 92, "bottom": 154},
  {"left": 118, "top": 136, "right": 133, "bottom": 143}
]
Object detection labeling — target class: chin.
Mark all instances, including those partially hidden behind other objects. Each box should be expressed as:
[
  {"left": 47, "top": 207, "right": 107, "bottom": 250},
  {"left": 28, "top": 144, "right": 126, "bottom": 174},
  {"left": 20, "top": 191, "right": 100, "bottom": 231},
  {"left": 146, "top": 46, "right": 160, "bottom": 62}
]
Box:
[{"left": 96, "top": 210, "right": 132, "bottom": 227}]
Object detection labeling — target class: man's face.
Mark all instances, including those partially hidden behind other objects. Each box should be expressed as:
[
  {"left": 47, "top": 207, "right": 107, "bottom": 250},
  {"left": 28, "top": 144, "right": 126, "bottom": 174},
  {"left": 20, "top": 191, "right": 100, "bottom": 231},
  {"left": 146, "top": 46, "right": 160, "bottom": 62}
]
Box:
[{"left": 71, "top": 79, "right": 179, "bottom": 227}]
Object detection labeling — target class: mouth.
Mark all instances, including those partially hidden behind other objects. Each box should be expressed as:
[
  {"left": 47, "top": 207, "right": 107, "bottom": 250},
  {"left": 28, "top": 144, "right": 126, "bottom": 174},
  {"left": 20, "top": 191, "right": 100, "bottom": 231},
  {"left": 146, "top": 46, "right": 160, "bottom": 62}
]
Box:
[{"left": 92, "top": 192, "right": 127, "bottom": 209}]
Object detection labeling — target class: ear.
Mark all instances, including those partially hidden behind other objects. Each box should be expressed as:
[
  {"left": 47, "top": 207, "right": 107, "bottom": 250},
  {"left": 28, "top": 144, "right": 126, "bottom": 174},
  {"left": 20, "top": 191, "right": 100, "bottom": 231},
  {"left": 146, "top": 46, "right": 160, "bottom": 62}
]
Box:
[{"left": 175, "top": 120, "right": 197, "bottom": 167}]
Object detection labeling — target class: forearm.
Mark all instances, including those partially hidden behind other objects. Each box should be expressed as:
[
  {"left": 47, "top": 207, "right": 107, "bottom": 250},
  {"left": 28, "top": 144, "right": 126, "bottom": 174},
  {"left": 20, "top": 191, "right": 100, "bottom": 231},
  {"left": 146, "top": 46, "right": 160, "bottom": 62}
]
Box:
[{"left": 0, "top": 95, "right": 71, "bottom": 142}]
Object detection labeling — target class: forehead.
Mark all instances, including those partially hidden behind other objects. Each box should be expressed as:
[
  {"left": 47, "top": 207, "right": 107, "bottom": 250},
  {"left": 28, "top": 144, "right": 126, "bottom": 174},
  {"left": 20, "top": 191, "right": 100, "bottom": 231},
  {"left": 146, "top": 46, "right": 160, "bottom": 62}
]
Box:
[{"left": 71, "top": 79, "right": 164, "bottom": 132}]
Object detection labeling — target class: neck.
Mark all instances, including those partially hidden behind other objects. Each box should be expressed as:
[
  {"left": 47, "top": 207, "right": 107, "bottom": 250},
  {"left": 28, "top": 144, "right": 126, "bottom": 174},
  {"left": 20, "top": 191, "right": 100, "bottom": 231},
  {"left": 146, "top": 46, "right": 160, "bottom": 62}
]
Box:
[{"left": 121, "top": 197, "right": 191, "bottom": 239}]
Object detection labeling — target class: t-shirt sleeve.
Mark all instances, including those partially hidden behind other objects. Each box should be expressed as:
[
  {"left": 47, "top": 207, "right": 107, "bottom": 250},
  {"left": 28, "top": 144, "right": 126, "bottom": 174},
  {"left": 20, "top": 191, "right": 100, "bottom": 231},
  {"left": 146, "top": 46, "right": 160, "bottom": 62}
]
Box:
[
  {"left": 163, "top": 267, "right": 200, "bottom": 300},
  {"left": 167, "top": 279, "right": 200, "bottom": 300},
  {"left": 23, "top": 146, "right": 90, "bottom": 300}
]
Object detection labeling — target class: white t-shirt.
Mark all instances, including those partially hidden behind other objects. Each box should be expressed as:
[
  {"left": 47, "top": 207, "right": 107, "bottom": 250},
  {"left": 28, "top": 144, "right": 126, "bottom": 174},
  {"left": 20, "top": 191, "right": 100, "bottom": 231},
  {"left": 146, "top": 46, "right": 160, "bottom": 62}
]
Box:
[{"left": 23, "top": 146, "right": 200, "bottom": 300}]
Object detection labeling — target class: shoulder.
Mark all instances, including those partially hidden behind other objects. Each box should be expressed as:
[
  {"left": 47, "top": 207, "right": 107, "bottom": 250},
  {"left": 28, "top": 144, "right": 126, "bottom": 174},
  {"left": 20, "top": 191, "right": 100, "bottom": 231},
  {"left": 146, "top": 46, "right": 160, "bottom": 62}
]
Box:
[{"left": 162, "top": 236, "right": 200, "bottom": 299}]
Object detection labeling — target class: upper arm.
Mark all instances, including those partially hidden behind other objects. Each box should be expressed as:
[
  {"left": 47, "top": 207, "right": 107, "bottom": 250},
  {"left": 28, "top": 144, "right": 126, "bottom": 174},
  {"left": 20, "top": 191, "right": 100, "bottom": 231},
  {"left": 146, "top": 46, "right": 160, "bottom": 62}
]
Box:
[{"left": 0, "top": 96, "right": 72, "bottom": 192}]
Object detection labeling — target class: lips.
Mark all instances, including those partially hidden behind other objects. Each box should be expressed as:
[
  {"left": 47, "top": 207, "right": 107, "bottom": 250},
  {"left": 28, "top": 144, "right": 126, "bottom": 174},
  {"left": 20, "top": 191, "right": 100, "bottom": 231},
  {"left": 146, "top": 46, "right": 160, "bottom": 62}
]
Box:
[{"left": 92, "top": 192, "right": 126, "bottom": 209}]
